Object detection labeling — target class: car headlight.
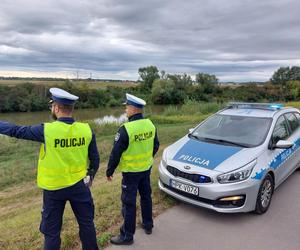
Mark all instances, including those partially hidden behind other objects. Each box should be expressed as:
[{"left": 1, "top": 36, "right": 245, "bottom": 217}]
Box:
[{"left": 217, "top": 159, "right": 256, "bottom": 184}]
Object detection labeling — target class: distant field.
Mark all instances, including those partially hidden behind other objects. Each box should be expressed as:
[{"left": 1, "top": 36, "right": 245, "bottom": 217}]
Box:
[
  {"left": 0, "top": 79, "right": 65, "bottom": 86},
  {"left": 0, "top": 79, "right": 138, "bottom": 89}
]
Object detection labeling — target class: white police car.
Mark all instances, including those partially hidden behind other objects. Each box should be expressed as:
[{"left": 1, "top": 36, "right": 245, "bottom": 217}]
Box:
[{"left": 159, "top": 103, "right": 300, "bottom": 213}]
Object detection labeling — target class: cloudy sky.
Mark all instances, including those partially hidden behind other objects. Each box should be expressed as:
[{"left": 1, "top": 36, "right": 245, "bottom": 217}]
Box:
[{"left": 0, "top": 0, "right": 299, "bottom": 82}]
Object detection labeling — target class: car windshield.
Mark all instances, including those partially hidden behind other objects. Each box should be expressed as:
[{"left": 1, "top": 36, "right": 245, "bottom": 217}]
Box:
[{"left": 190, "top": 114, "right": 272, "bottom": 147}]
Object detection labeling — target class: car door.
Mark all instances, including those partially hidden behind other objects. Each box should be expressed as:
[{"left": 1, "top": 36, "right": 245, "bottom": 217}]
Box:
[
  {"left": 269, "top": 115, "right": 291, "bottom": 185},
  {"left": 282, "top": 112, "right": 300, "bottom": 175}
]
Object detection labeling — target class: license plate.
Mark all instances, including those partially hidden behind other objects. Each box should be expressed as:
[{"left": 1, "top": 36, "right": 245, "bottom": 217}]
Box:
[{"left": 170, "top": 179, "right": 199, "bottom": 196}]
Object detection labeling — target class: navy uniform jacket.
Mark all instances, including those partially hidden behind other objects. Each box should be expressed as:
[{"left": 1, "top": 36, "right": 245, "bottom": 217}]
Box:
[
  {"left": 107, "top": 113, "right": 159, "bottom": 177},
  {"left": 0, "top": 117, "right": 100, "bottom": 178}
]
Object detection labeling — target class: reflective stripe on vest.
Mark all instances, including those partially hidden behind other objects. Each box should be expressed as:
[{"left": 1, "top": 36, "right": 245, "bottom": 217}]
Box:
[
  {"left": 119, "top": 119, "right": 155, "bottom": 172},
  {"left": 37, "top": 121, "right": 92, "bottom": 190}
]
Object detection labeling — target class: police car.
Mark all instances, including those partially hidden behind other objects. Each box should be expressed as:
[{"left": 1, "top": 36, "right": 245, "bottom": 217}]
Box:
[{"left": 158, "top": 103, "right": 300, "bottom": 213}]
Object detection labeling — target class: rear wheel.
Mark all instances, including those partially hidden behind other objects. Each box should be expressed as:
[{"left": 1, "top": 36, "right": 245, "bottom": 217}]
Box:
[{"left": 255, "top": 174, "right": 274, "bottom": 214}]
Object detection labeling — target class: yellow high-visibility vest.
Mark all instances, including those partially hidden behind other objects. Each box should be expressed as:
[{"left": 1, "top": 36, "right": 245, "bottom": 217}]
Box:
[
  {"left": 37, "top": 121, "right": 92, "bottom": 190},
  {"left": 119, "top": 119, "right": 155, "bottom": 172}
]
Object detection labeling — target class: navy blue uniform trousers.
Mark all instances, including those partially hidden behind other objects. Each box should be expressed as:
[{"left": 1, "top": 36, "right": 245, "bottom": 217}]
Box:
[
  {"left": 120, "top": 168, "right": 153, "bottom": 241},
  {"left": 40, "top": 180, "right": 99, "bottom": 250}
]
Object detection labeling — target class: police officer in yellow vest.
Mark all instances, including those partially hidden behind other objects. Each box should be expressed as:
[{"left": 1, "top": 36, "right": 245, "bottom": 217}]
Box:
[
  {"left": 107, "top": 93, "right": 159, "bottom": 245},
  {"left": 0, "top": 88, "right": 99, "bottom": 250}
]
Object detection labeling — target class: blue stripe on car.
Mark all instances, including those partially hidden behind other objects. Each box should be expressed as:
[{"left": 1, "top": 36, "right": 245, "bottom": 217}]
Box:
[
  {"left": 173, "top": 139, "right": 242, "bottom": 170},
  {"left": 252, "top": 137, "right": 300, "bottom": 180}
]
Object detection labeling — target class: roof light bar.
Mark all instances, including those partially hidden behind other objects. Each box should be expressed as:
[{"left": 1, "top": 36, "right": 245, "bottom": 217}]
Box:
[{"left": 228, "top": 102, "right": 284, "bottom": 111}]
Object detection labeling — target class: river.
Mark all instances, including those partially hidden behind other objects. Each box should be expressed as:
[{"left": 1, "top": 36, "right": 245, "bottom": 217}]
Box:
[{"left": 0, "top": 106, "right": 165, "bottom": 125}]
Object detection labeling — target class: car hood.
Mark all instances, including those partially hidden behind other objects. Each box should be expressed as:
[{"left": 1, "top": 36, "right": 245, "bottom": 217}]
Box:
[{"left": 166, "top": 135, "right": 263, "bottom": 174}]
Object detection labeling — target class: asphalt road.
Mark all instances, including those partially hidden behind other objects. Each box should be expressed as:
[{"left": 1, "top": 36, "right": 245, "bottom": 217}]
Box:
[{"left": 106, "top": 171, "right": 300, "bottom": 250}]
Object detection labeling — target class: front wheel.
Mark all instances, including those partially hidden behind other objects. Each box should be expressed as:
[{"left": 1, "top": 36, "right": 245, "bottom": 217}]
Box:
[{"left": 254, "top": 174, "right": 274, "bottom": 214}]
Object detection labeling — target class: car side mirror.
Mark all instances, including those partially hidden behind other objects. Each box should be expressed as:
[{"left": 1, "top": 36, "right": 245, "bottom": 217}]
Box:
[
  {"left": 274, "top": 140, "right": 294, "bottom": 149},
  {"left": 189, "top": 128, "right": 194, "bottom": 134}
]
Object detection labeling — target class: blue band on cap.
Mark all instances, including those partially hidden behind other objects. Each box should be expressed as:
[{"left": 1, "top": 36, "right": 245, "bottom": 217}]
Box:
[
  {"left": 126, "top": 100, "right": 144, "bottom": 108},
  {"left": 52, "top": 96, "right": 75, "bottom": 105}
]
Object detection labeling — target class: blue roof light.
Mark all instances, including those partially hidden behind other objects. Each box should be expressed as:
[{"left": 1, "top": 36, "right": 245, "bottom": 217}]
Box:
[
  {"left": 269, "top": 104, "right": 284, "bottom": 110},
  {"left": 228, "top": 102, "right": 284, "bottom": 111}
]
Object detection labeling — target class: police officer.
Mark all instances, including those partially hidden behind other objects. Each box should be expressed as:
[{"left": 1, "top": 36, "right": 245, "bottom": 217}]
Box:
[
  {"left": 106, "top": 93, "right": 159, "bottom": 245},
  {"left": 0, "top": 88, "right": 99, "bottom": 250}
]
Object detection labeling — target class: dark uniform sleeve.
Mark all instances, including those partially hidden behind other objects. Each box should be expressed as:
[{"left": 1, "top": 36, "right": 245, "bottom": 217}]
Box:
[
  {"left": 0, "top": 121, "right": 44, "bottom": 142},
  {"left": 87, "top": 131, "right": 100, "bottom": 179},
  {"left": 106, "top": 126, "right": 129, "bottom": 177},
  {"left": 153, "top": 128, "right": 160, "bottom": 156}
]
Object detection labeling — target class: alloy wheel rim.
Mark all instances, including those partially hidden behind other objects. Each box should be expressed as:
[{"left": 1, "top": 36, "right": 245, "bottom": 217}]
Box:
[{"left": 260, "top": 179, "right": 272, "bottom": 208}]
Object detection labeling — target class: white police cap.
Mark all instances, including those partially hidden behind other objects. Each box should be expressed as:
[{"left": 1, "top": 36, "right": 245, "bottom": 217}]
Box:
[
  {"left": 50, "top": 88, "right": 79, "bottom": 105},
  {"left": 125, "top": 93, "right": 146, "bottom": 108}
]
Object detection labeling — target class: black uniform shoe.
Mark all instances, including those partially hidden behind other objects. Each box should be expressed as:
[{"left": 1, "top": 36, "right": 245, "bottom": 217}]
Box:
[
  {"left": 144, "top": 228, "right": 152, "bottom": 235},
  {"left": 110, "top": 235, "right": 133, "bottom": 245}
]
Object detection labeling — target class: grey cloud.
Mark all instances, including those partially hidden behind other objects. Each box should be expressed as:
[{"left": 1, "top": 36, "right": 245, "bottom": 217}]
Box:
[{"left": 0, "top": 0, "right": 299, "bottom": 81}]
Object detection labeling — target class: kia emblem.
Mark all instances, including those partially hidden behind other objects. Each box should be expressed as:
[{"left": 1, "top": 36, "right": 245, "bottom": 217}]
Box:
[{"left": 184, "top": 165, "right": 191, "bottom": 170}]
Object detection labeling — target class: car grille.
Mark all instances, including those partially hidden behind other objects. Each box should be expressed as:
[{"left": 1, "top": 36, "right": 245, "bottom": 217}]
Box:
[{"left": 166, "top": 165, "right": 212, "bottom": 183}]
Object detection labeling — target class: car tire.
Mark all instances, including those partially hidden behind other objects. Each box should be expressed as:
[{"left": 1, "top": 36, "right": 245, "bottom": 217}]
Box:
[{"left": 254, "top": 174, "right": 274, "bottom": 214}]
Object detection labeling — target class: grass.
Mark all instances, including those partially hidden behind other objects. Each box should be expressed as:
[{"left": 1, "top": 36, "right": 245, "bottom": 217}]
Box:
[
  {"left": 162, "top": 100, "right": 224, "bottom": 117},
  {"left": 285, "top": 101, "right": 300, "bottom": 109},
  {"left": 0, "top": 105, "right": 208, "bottom": 249}
]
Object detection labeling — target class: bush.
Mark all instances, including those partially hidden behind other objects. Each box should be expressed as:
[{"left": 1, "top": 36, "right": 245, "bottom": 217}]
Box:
[{"left": 151, "top": 79, "right": 185, "bottom": 104}]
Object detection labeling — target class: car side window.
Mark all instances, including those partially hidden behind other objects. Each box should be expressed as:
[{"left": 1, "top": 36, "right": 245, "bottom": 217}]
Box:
[
  {"left": 285, "top": 113, "right": 299, "bottom": 134},
  {"left": 294, "top": 112, "right": 300, "bottom": 125},
  {"left": 272, "top": 116, "right": 289, "bottom": 144}
]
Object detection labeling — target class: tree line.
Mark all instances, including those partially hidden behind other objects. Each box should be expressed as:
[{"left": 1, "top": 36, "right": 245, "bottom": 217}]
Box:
[
  {"left": 139, "top": 65, "right": 300, "bottom": 104},
  {"left": 1, "top": 66, "right": 300, "bottom": 112},
  {"left": 0, "top": 81, "right": 134, "bottom": 112}
]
